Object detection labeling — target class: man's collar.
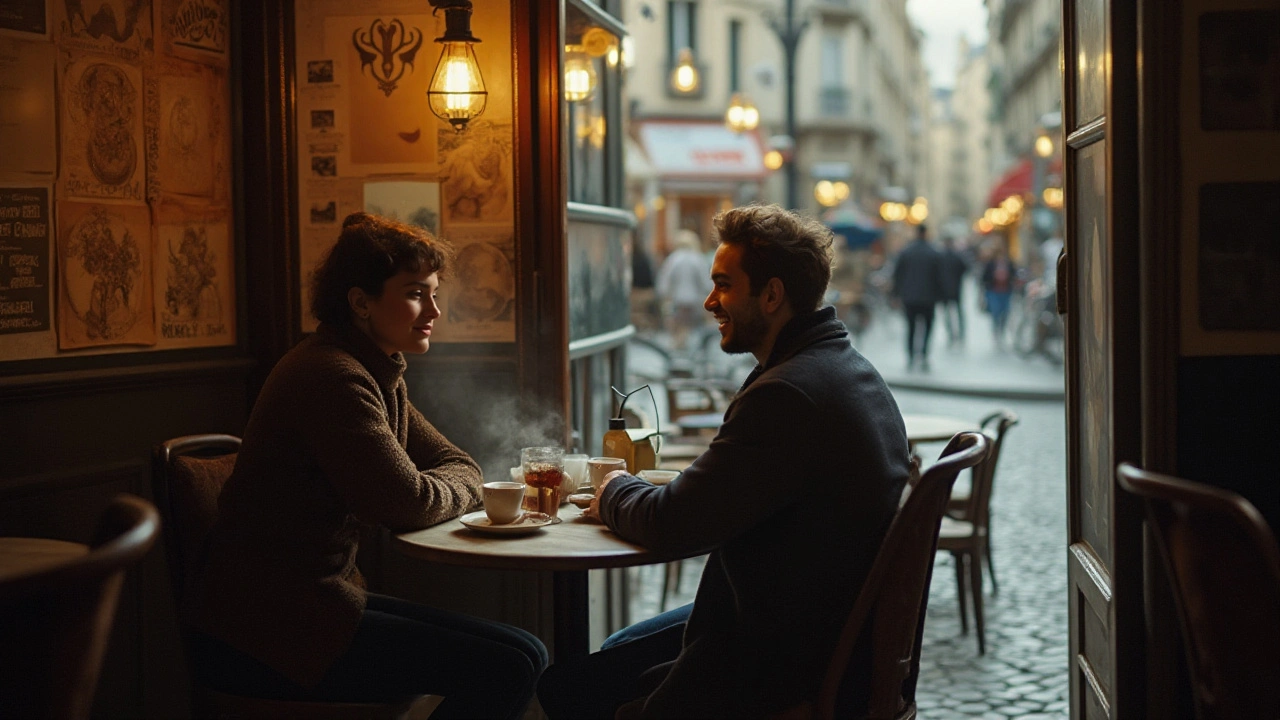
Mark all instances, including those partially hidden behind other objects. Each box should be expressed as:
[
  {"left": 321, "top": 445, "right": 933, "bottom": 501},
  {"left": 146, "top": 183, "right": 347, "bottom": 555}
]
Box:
[{"left": 759, "top": 306, "right": 845, "bottom": 370}]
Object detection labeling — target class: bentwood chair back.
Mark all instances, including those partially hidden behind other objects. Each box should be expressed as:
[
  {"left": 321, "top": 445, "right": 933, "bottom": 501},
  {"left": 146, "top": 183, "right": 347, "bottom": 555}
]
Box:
[
  {"left": 153, "top": 435, "right": 439, "bottom": 719},
  {"left": 1116, "top": 463, "right": 1280, "bottom": 720},
  {"left": 0, "top": 494, "right": 159, "bottom": 720},
  {"left": 774, "top": 431, "right": 990, "bottom": 720}
]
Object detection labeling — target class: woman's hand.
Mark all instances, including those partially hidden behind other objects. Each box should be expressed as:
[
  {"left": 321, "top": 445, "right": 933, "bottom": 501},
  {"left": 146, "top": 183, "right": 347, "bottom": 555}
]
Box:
[{"left": 582, "top": 470, "right": 630, "bottom": 522}]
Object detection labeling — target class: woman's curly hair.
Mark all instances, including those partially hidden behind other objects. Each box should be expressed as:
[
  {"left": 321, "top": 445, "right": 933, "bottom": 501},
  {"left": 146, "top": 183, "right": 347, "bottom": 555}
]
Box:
[{"left": 309, "top": 212, "right": 454, "bottom": 325}]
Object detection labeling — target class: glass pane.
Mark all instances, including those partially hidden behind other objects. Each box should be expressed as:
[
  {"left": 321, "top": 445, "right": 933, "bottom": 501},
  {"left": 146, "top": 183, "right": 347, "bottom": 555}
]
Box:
[
  {"left": 1073, "top": 140, "right": 1111, "bottom": 567},
  {"left": 1074, "top": 0, "right": 1107, "bottom": 126},
  {"left": 566, "top": 4, "right": 620, "bottom": 205}
]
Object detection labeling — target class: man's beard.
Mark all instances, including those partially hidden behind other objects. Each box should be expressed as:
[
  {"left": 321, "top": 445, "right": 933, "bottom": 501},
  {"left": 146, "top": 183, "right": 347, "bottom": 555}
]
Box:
[{"left": 720, "top": 303, "right": 768, "bottom": 356}]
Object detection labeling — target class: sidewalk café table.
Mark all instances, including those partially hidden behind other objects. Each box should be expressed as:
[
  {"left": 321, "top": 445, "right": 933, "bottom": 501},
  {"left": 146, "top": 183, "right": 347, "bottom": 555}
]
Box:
[
  {"left": 903, "top": 414, "right": 980, "bottom": 448},
  {"left": 0, "top": 537, "right": 89, "bottom": 583},
  {"left": 393, "top": 504, "right": 696, "bottom": 663}
]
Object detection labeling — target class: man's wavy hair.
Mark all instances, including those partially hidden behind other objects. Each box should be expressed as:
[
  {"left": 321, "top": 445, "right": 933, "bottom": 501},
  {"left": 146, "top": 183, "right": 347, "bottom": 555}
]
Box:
[
  {"left": 310, "top": 212, "right": 454, "bottom": 326},
  {"left": 711, "top": 204, "right": 834, "bottom": 314}
]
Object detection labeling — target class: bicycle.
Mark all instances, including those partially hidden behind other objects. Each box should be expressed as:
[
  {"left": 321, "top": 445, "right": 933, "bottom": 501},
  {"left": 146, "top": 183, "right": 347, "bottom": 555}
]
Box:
[{"left": 1013, "top": 279, "right": 1063, "bottom": 365}]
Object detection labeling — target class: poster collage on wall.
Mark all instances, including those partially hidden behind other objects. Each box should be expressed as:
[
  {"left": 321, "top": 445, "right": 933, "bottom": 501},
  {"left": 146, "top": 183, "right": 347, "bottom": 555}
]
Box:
[
  {"left": 293, "top": 0, "right": 516, "bottom": 342},
  {"left": 0, "top": 0, "right": 234, "bottom": 362}
]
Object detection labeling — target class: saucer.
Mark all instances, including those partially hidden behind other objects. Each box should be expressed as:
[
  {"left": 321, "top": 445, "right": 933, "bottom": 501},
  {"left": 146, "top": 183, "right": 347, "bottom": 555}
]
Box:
[{"left": 460, "top": 511, "right": 553, "bottom": 536}]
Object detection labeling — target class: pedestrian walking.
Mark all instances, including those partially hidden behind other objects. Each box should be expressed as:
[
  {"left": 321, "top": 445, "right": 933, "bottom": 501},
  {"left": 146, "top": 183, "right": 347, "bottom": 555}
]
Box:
[
  {"left": 938, "top": 235, "right": 968, "bottom": 346},
  {"left": 656, "top": 228, "right": 713, "bottom": 351},
  {"left": 981, "top": 241, "right": 1018, "bottom": 349},
  {"left": 892, "top": 223, "right": 944, "bottom": 371}
]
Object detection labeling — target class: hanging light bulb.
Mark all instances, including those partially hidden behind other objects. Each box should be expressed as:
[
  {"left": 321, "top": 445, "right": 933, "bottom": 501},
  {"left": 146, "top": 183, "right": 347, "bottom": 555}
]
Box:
[
  {"left": 563, "top": 45, "right": 597, "bottom": 103},
  {"left": 426, "top": 0, "right": 487, "bottom": 132},
  {"left": 670, "top": 48, "right": 700, "bottom": 94},
  {"left": 725, "top": 93, "right": 760, "bottom": 133}
]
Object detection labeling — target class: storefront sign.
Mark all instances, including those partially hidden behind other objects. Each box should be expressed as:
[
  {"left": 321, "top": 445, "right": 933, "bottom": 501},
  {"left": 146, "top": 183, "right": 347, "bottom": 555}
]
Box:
[{"left": 637, "top": 122, "right": 766, "bottom": 179}]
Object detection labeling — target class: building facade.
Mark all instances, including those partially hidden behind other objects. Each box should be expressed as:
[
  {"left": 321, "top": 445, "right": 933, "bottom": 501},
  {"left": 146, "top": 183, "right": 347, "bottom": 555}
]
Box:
[{"left": 621, "top": 0, "right": 931, "bottom": 256}]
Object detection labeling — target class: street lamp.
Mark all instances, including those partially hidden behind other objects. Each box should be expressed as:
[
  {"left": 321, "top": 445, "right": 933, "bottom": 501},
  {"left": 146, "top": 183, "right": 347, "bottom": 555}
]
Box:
[
  {"left": 762, "top": 0, "right": 808, "bottom": 210},
  {"left": 670, "top": 48, "right": 700, "bottom": 94}
]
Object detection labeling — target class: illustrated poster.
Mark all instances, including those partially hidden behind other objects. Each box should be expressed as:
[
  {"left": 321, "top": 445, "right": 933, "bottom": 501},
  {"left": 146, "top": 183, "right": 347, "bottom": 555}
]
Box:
[
  {"left": 156, "top": 0, "right": 228, "bottom": 64},
  {"left": 153, "top": 200, "right": 233, "bottom": 348},
  {"left": 59, "top": 51, "right": 146, "bottom": 202},
  {"left": 55, "top": 0, "right": 152, "bottom": 62},
  {"left": 0, "top": 39, "right": 57, "bottom": 176},
  {"left": 438, "top": 121, "right": 514, "bottom": 225},
  {"left": 56, "top": 201, "right": 155, "bottom": 349},
  {"left": 148, "top": 58, "right": 216, "bottom": 198},
  {"left": 0, "top": 186, "right": 51, "bottom": 336},
  {"left": 323, "top": 14, "right": 437, "bottom": 175},
  {"left": 434, "top": 224, "right": 515, "bottom": 343}
]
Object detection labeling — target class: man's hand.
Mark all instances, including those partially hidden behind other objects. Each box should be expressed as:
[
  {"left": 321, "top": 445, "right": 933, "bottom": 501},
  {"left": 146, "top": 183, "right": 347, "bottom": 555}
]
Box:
[{"left": 582, "top": 470, "right": 630, "bottom": 522}]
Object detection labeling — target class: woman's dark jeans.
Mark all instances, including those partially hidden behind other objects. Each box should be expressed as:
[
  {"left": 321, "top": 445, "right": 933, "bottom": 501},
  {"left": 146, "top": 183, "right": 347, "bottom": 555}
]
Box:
[{"left": 190, "top": 593, "right": 548, "bottom": 720}]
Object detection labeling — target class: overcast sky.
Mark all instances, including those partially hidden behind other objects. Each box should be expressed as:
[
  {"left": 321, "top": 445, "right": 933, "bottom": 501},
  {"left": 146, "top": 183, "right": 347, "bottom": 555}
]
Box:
[{"left": 906, "top": 0, "right": 989, "bottom": 89}]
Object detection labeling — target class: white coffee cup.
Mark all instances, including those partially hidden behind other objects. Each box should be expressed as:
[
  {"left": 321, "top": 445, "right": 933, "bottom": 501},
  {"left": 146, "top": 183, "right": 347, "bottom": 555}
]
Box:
[
  {"left": 588, "top": 457, "right": 628, "bottom": 492},
  {"left": 483, "top": 481, "right": 526, "bottom": 525}
]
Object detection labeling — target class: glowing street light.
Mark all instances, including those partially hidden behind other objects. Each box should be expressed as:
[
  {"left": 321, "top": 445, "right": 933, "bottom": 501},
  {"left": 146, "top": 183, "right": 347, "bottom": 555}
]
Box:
[
  {"left": 670, "top": 48, "right": 700, "bottom": 94},
  {"left": 725, "top": 92, "right": 760, "bottom": 133}
]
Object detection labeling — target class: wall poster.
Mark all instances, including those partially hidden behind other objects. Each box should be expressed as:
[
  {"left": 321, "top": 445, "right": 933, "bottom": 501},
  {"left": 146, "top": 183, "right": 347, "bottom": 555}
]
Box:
[
  {"left": 0, "top": 38, "right": 57, "bottom": 176},
  {"left": 0, "top": 186, "right": 52, "bottom": 337},
  {"left": 434, "top": 224, "right": 515, "bottom": 343},
  {"left": 439, "top": 121, "right": 514, "bottom": 225},
  {"left": 147, "top": 57, "right": 219, "bottom": 199},
  {"left": 0, "top": 0, "right": 49, "bottom": 40},
  {"left": 59, "top": 50, "right": 146, "bottom": 202},
  {"left": 56, "top": 200, "right": 155, "bottom": 349},
  {"left": 364, "top": 180, "right": 440, "bottom": 235},
  {"left": 55, "top": 0, "right": 151, "bottom": 62},
  {"left": 153, "top": 200, "right": 233, "bottom": 348},
  {"left": 156, "top": 0, "right": 228, "bottom": 64}
]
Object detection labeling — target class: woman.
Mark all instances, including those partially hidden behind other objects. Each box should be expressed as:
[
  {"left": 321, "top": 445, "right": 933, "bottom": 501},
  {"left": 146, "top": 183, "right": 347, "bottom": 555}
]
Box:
[
  {"left": 186, "top": 213, "right": 546, "bottom": 718},
  {"left": 981, "top": 242, "right": 1018, "bottom": 349}
]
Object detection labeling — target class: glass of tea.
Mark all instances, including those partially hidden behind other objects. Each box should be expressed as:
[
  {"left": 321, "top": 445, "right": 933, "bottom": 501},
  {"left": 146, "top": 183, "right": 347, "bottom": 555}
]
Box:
[{"left": 521, "top": 446, "right": 565, "bottom": 522}]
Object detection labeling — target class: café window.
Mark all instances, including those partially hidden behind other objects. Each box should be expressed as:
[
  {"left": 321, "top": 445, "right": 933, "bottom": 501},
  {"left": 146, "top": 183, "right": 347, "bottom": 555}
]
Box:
[{"left": 566, "top": 0, "right": 625, "bottom": 206}]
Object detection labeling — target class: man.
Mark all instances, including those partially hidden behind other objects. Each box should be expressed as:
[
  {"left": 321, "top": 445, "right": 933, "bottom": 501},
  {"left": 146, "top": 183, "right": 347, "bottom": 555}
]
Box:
[
  {"left": 938, "top": 235, "right": 969, "bottom": 346},
  {"left": 656, "top": 228, "right": 713, "bottom": 351},
  {"left": 892, "top": 224, "right": 944, "bottom": 370},
  {"left": 537, "top": 204, "right": 911, "bottom": 719}
]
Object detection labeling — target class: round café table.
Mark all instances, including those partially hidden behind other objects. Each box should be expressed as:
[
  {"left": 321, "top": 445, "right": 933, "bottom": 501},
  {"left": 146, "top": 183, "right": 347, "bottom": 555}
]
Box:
[
  {"left": 0, "top": 537, "right": 89, "bottom": 583},
  {"left": 394, "top": 504, "right": 693, "bottom": 663},
  {"left": 902, "top": 413, "right": 979, "bottom": 447}
]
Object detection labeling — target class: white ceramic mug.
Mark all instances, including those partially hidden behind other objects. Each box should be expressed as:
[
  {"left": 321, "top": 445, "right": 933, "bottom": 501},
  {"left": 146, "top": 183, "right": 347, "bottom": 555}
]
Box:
[
  {"left": 588, "top": 457, "right": 628, "bottom": 492},
  {"left": 482, "top": 481, "right": 526, "bottom": 525}
]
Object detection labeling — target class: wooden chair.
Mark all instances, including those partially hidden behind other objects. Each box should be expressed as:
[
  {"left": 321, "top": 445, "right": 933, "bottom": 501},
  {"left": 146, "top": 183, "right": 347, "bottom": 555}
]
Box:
[
  {"left": 937, "top": 410, "right": 1018, "bottom": 654},
  {"left": 0, "top": 494, "right": 160, "bottom": 719},
  {"left": 1116, "top": 463, "right": 1280, "bottom": 720},
  {"left": 773, "top": 431, "right": 990, "bottom": 720},
  {"left": 153, "top": 434, "right": 439, "bottom": 720}
]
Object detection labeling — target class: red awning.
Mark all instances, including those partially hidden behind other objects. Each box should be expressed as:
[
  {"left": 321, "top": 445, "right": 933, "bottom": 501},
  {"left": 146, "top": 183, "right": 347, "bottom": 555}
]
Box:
[
  {"left": 987, "top": 159, "right": 1033, "bottom": 208},
  {"left": 986, "top": 156, "right": 1064, "bottom": 208}
]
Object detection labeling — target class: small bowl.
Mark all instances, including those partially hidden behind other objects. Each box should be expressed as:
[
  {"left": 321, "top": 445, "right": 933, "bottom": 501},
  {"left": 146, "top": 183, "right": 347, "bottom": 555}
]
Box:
[{"left": 637, "top": 469, "right": 680, "bottom": 485}]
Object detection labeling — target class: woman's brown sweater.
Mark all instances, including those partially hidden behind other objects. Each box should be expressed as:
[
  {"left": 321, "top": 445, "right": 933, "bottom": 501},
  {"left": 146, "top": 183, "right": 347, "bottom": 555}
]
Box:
[{"left": 185, "top": 322, "right": 483, "bottom": 688}]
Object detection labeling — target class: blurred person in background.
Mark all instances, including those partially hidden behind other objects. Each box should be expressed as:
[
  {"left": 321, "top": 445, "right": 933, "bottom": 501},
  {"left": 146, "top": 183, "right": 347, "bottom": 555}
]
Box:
[
  {"left": 656, "top": 228, "right": 713, "bottom": 351},
  {"left": 938, "top": 235, "right": 969, "bottom": 346},
  {"left": 981, "top": 239, "right": 1019, "bottom": 349},
  {"left": 892, "top": 223, "right": 944, "bottom": 371}
]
